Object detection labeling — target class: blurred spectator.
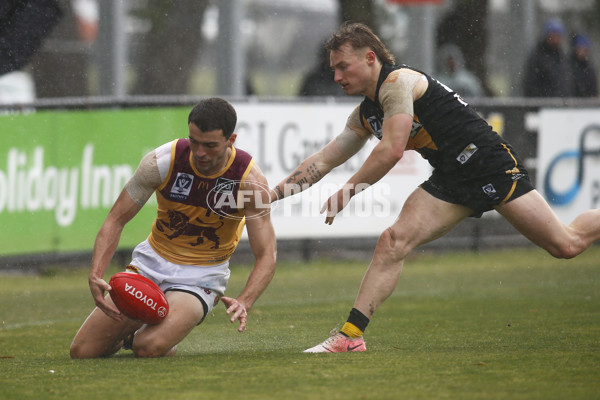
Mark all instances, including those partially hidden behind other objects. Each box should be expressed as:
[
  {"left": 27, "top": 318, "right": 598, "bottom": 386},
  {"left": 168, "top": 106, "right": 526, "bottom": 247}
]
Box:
[
  {"left": 436, "top": 0, "right": 490, "bottom": 95},
  {"left": 570, "top": 34, "right": 598, "bottom": 97},
  {"left": 435, "top": 43, "right": 484, "bottom": 97},
  {"left": 131, "top": 0, "right": 209, "bottom": 95},
  {"left": 29, "top": 0, "right": 98, "bottom": 98},
  {"left": 0, "top": 0, "right": 61, "bottom": 103},
  {"left": 298, "top": 42, "right": 345, "bottom": 97},
  {"left": 523, "top": 18, "right": 572, "bottom": 97}
]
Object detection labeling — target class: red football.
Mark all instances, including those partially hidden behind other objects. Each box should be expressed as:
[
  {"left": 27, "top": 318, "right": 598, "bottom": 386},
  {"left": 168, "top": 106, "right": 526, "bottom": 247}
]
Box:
[{"left": 109, "top": 272, "right": 169, "bottom": 324}]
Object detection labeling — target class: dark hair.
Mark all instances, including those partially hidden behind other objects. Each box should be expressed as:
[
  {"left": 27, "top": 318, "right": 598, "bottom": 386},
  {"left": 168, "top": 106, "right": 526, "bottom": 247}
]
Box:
[
  {"left": 188, "top": 97, "right": 237, "bottom": 139},
  {"left": 326, "top": 22, "right": 395, "bottom": 65}
]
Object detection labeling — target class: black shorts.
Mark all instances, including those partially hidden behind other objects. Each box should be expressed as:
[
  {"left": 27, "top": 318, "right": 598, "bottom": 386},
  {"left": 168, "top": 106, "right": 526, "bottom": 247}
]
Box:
[{"left": 420, "top": 141, "right": 535, "bottom": 217}]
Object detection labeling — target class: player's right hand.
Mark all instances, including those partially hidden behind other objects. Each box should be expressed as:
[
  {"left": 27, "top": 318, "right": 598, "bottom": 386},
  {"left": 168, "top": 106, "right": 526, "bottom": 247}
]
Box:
[
  {"left": 321, "top": 187, "right": 353, "bottom": 225},
  {"left": 89, "top": 276, "right": 122, "bottom": 321}
]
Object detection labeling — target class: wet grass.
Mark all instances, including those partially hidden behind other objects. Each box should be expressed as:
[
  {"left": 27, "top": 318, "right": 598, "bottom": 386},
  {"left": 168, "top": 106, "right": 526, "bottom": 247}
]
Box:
[{"left": 1, "top": 246, "right": 599, "bottom": 399}]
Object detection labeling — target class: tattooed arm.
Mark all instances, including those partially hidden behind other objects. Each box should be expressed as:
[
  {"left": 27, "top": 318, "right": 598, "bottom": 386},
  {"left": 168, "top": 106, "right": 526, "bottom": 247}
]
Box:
[{"left": 270, "top": 124, "right": 368, "bottom": 202}]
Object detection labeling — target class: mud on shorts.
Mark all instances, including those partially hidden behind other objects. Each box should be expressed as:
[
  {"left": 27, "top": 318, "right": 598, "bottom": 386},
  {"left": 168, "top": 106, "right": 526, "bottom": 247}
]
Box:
[
  {"left": 125, "top": 239, "right": 230, "bottom": 323},
  {"left": 420, "top": 141, "right": 535, "bottom": 218}
]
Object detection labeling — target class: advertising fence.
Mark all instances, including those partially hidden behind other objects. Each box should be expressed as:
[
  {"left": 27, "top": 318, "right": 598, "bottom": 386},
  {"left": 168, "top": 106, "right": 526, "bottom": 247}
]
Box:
[{"left": 1, "top": 99, "right": 598, "bottom": 263}]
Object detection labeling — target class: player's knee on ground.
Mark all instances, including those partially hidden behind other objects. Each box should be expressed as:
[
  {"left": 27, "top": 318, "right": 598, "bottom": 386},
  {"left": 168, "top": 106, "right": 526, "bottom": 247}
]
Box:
[
  {"left": 70, "top": 339, "right": 120, "bottom": 359},
  {"left": 69, "top": 341, "right": 87, "bottom": 359},
  {"left": 132, "top": 336, "right": 174, "bottom": 358}
]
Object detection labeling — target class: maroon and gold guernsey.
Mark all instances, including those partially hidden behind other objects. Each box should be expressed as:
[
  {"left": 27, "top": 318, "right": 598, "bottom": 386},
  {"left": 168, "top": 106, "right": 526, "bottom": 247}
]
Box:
[{"left": 148, "top": 139, "right": 254, "bottom": 265}]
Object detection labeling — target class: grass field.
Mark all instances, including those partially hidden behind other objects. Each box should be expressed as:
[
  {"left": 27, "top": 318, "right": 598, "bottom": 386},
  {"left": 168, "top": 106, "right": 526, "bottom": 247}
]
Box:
[{"left": 1, "top": 246, "right": 599, "bottom": 400}]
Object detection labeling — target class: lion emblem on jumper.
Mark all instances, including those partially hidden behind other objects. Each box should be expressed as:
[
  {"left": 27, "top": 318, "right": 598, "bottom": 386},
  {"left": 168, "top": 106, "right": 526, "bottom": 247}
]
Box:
[{"left": 156, "top": 210, "right": 224, "bottom": 249}]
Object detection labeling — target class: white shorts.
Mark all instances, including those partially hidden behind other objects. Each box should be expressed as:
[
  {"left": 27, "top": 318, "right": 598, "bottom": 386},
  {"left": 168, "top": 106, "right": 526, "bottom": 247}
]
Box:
[{"left": 127, "top": 239, "right": 230, "bottom": 319}]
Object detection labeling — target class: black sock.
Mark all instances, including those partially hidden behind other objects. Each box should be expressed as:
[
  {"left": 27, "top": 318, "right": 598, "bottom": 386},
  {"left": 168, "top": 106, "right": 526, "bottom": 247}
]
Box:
[
  {"left": 340, "top": 308, "right": 370, "bottom": 338},
  {"left": 347, "top": 308, "right": 370, "bottom": 332}
]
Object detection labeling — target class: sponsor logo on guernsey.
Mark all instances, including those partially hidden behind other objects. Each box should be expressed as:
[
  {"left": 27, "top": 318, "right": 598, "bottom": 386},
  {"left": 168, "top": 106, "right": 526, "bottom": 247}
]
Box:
[
  {"left": 170, "top": 172, "right": 194, "bottom": 200},
  {"left": 410, "top": 121, "right": 423, "bottom": 138},
  {"left": 457, "top": 143, "right": 478, "bottom": 164},
  {"left": 214, "top": 177, "right": 236, "bottom": 194}
]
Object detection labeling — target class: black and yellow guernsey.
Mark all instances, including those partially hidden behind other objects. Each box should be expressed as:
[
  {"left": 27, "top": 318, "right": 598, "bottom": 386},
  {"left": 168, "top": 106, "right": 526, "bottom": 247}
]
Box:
[{"left": 357, "top": 63, "right": 504, "bottom": 171}]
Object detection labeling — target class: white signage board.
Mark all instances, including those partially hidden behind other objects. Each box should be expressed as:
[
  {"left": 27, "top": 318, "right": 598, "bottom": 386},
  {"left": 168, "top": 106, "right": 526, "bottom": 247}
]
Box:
[
  {"left": 537, "top": 109, "right": 600, "bottom": 224},
  {"left": 233, "top": 102, "right": 432, "bottom": 239}
]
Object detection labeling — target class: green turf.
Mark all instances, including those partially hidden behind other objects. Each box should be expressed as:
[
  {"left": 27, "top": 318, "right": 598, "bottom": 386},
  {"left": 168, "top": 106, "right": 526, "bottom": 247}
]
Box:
[{"left": 1, "top": 247, "right": 599, "bottom": 399}]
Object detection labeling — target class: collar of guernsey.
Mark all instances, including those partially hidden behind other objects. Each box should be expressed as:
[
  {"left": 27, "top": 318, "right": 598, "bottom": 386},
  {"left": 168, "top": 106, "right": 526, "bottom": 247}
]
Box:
[{"left": 148, "top": 139, "right": 255, "bottom": 266}]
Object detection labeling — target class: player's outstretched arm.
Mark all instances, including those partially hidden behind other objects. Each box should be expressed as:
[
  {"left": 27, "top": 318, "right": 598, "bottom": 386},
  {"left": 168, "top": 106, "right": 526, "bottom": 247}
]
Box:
[
  {"left": 345, "top": 113, "right": 412, "bottom": 188},
  {"left": 270, "top": 125, "right": 367, "bottom": 202},
  {"left": 223, "top": 165, "right": 277, "bottom": 332},
  {"left": 321, "top": 113, "right": 413, "bottom": 225}
]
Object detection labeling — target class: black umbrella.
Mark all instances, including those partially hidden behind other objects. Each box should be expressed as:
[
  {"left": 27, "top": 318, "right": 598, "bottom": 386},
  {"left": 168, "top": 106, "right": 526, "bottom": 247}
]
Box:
[{"left": 0, "top": 0, "right": 62, "bottom": 75}]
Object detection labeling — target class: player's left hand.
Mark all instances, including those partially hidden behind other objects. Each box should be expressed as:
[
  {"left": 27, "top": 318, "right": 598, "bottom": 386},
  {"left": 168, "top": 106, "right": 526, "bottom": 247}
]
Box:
[{"left": 221, "top": 296, "right": 249, "bottom": 332}]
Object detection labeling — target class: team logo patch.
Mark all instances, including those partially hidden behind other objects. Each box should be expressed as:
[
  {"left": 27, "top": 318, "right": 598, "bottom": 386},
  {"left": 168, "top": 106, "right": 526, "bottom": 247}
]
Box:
[
  {"left": 367, "top": 116, "right": 382, "bottom": 138},
  {"left": 170, "top": 172, "right": 194, "bottom": 200},
  {"left": 457, "top": 143, "right": 478, "bottom": 164},
  {"left": 155, "top": 209, "right": 223, "bottom": 248},
  {"left": 482, "top": 183, "right": 500, "bottom": 200}
]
